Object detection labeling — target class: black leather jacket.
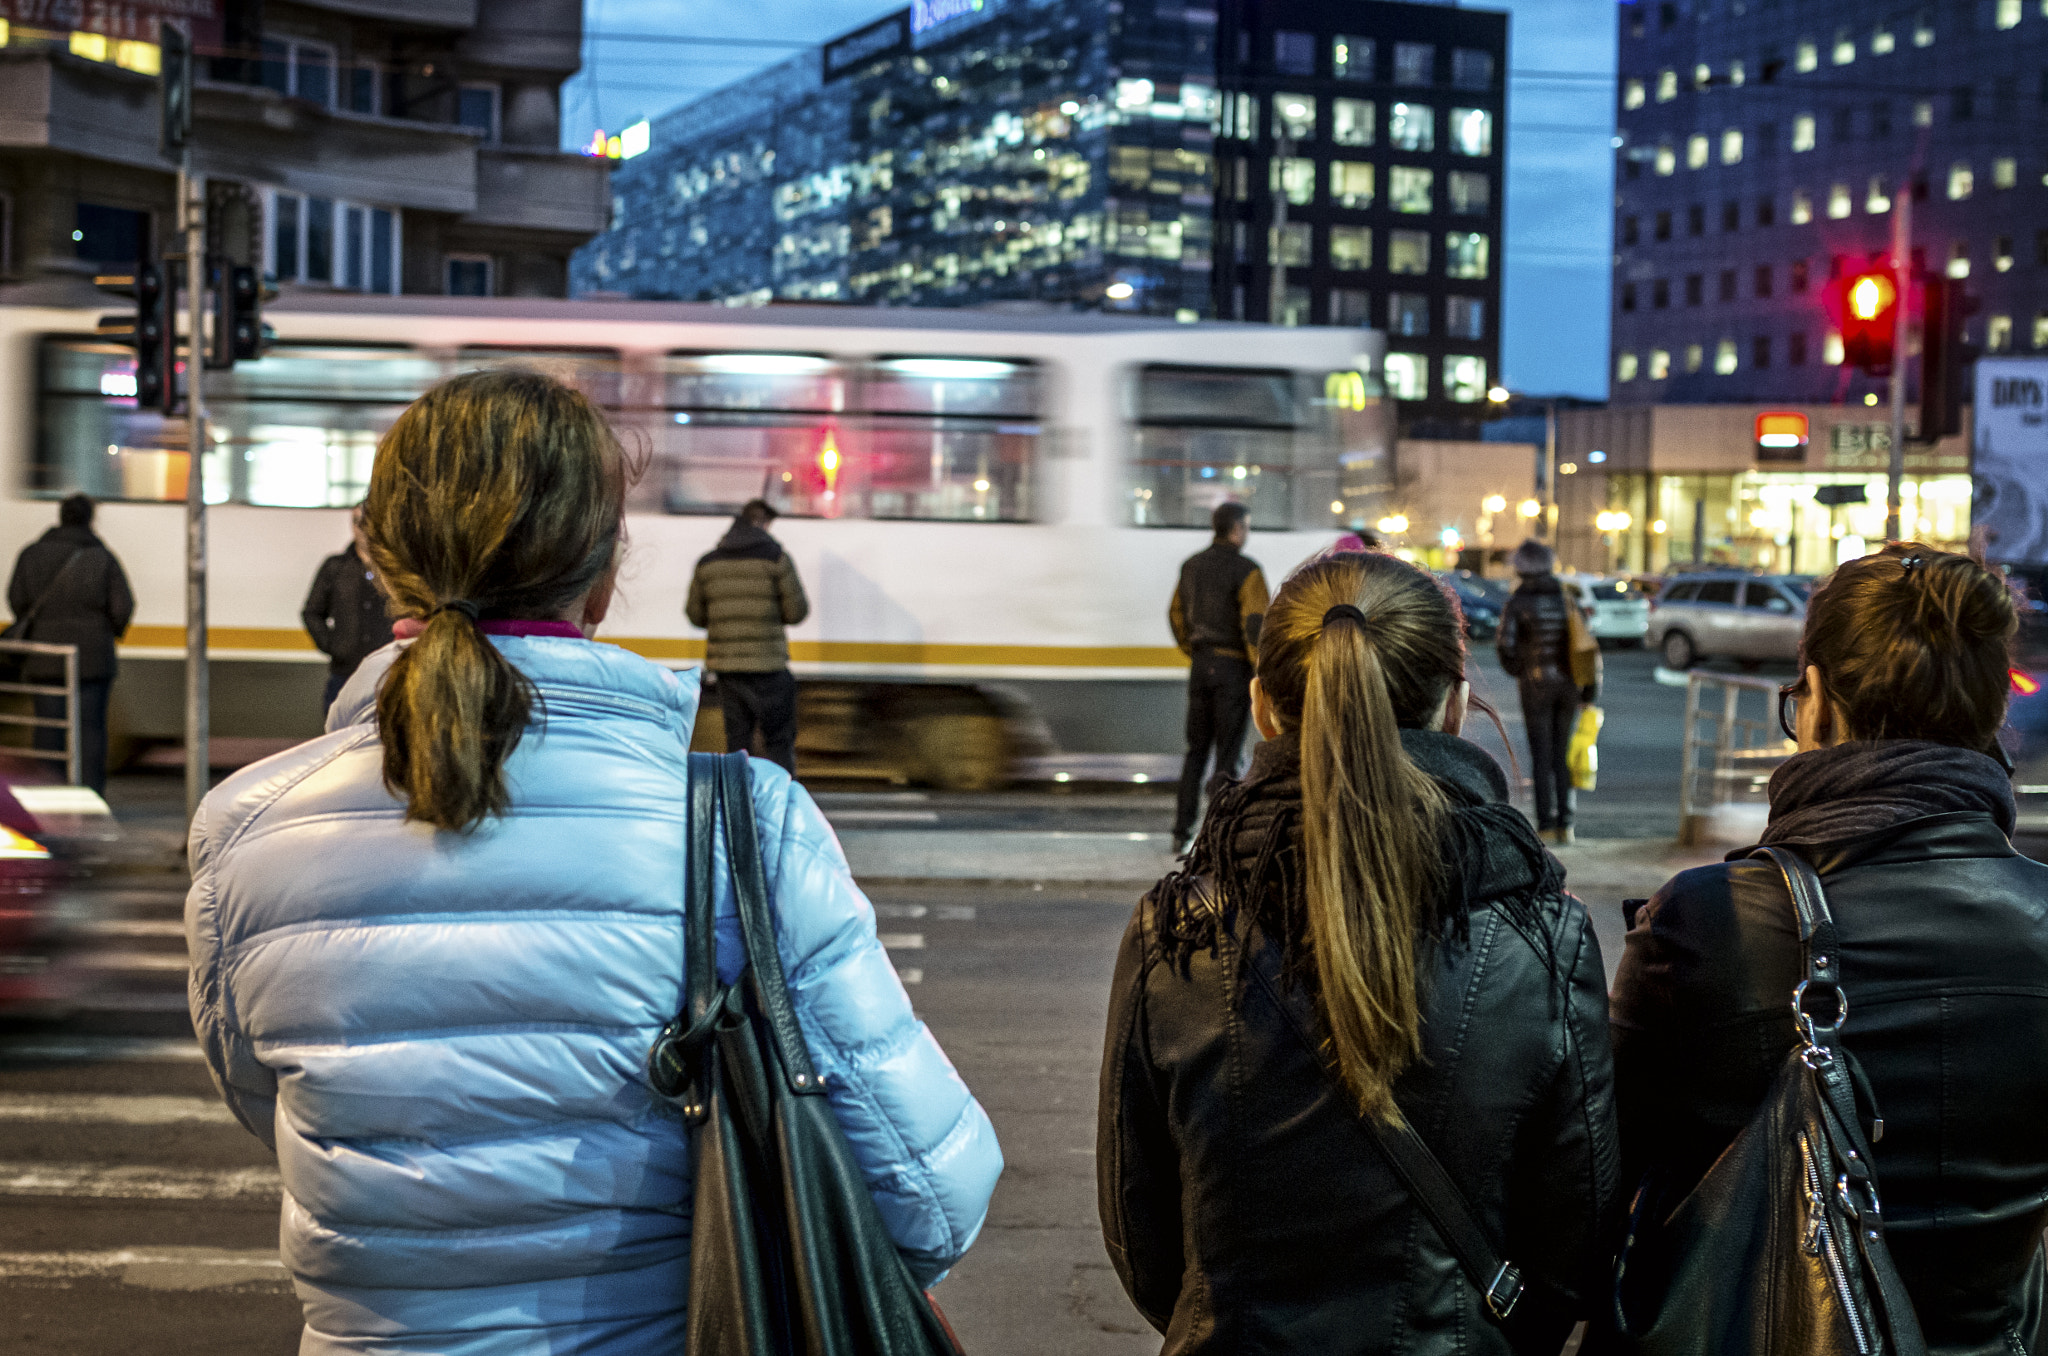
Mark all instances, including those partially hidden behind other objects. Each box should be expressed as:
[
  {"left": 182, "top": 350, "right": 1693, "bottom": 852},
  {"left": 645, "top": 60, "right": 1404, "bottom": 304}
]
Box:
[
  {"left": 1497, "top": 574, "right": 1589, "bottom": 695},
  {"left": 1099, "top": 731, "right": 1619, "bottom": 1354},
  {"left": 1610, "top": 812, "right": 2048, "bottom": 1355}
]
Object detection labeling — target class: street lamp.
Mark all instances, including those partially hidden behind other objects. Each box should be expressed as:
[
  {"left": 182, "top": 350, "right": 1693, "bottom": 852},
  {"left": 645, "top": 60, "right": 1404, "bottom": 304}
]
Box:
[
  {"left": 1486, "top": 387, "right": 1559, "bottom": 539},
  {"left": 1482, "top": 494, "right": 1508, "bottom": 514},
  {"left": 1377, "top": 513, "right": 1410, "bottom": 535},
  {"left": 1517, "top": 498, "right": 1542, "bottom": 520},
  {"left": 1596, "top": 510, "right": 1633, "bottom": 572}
]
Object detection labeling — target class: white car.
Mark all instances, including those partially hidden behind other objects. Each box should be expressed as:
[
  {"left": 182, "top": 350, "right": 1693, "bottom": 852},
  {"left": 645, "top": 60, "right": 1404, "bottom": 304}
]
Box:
[{"left": 1564, "top": 575, "right": 1651, "bottom": 646}]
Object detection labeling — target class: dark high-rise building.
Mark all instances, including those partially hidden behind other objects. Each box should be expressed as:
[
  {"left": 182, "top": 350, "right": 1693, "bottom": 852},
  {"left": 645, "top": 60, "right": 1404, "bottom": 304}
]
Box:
[
  {"left": 1612, "top": 0, "right": 2048, "bottom": 406},
  {"left": 572, "top": 0, "right": 1506, "bottom": 424}
]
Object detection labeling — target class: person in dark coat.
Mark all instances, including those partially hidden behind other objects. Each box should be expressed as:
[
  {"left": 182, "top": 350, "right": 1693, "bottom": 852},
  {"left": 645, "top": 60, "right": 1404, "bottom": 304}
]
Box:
[
  {"left": 1607, "top": 543, "right": 2048, "bottom": 1355},
  {"left": 301, "top": 506, "right": 395, "bottom": 716},
  {"left": 1168, "top": 501, "right": 1271, "bottom": 849},
  {"left": 1101, "top": 551, "right": 1618, "bottom": 1356},
  {"left": 6, "top": 493, "right": 135, "bottom": 795},
  {"left": 685, "top": 499, "right": 810, "bottom": 773},
  {"left": 1495, "top": 539, "right": 1596, "bottom": 845}
]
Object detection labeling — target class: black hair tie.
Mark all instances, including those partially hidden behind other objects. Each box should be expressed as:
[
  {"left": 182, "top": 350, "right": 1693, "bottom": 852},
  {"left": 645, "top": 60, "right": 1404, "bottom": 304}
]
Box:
[
  {"left": 433, "top": 600, "right": 481, "bottom": 623},
  {"left": 1323, "top": 603, "right": 1368, "bottom": 629}
]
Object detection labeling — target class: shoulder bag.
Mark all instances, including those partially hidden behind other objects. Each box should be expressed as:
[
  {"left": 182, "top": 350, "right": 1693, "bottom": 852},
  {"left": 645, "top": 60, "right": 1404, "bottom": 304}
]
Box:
[
  {"left": 647, "top": 751, "right": 966, "bottom": 1356},
  {"left": 2, "top": 548, "right": 88, "bottom": 643},
  {"left": 1610, "top": 846, "right": 1928, "bottom": 1356},
  {"left": 1566, "top": 597, "right": 1602, "bottom": 691}
]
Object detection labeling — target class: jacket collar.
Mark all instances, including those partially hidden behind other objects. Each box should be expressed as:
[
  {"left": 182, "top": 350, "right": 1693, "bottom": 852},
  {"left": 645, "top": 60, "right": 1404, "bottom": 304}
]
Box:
[
  {"left": 1399, "top": 727, "right": 1511, "bottom": 806},
  {"left": 326, "top": 637, "right": 702, "bottom": 738}
]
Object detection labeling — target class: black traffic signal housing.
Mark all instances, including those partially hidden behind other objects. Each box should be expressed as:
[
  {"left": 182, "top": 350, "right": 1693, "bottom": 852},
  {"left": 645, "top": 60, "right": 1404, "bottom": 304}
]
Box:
[
  {"left": 210, "top": 262, "right": 261, "bottom": 367},
  {"left": 93, "top": 259, "right": 173, "bottom": 410},
  {"left": 1831, "top": 268, "right": 1900, "bottom": 374},
  {"left": 1918, "top": 276, "right": 1975, "bottom": 441}
]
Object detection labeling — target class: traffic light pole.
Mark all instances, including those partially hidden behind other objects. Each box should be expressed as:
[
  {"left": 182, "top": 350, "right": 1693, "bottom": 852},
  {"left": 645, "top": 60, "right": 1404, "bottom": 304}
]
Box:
[
  {"left": 1886, "top": 190, "right": 1911, "bottom": 543},
  {"left": 180, "top": 159, "right": 208, "bottom": 823}
]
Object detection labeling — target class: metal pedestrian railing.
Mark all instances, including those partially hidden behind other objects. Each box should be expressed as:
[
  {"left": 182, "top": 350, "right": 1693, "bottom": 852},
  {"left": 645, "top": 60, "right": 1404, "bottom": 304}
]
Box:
[
  {"left": 0, "top": 640, "right": 81, "bottom": 786},
  {"left": 1678, "top": 670, "right": 1794, "bottom": 847}
]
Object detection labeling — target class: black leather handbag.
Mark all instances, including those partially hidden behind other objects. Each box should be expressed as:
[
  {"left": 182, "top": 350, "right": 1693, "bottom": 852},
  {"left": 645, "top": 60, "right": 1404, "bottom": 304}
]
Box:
[
  {"left": 1610, "top": 846, "right": 1928, "bottom": 1356},
  {"left": 648, "top": 751, "right": 966, "bottom": 1356}
]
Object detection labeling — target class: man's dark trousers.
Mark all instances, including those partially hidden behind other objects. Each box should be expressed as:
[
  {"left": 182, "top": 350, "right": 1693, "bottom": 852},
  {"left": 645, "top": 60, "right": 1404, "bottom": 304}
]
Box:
[
  {"left": 35, "top": 677, "right": 112, "bottom": 796},
  {"left": 718, "top": 670, "right": 799, "bottom": 774},
  {"left": 1175, "top": 651, "right": 1254, "bottom": 842},
  {"left": 1519, "top": 673, "right": 1579, "bottom": 830}
]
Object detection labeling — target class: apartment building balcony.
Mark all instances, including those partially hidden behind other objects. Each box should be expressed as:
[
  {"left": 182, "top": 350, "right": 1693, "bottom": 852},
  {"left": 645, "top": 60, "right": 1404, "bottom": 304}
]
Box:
[
  {"left": 295, "top": 0, "right": 477, "bottom": 29},
  {"left": 466, "top": 146, "right": 608, "bottom": 236}
]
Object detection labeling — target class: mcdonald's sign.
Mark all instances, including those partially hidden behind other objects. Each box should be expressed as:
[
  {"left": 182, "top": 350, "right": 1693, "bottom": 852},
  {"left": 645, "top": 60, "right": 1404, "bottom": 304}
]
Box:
[{"left": 1325, "top": 370, "right": 1372, "bottom": 411}]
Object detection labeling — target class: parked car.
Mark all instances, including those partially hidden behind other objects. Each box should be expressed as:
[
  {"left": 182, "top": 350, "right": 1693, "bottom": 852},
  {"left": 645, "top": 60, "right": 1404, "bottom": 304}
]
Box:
[
  {"left": 1437, "top": 570, "right": 1506, "bottom": 639},
  {"left": 1648, "top": 571, "right": 1811, "bottom": 668},
  {"left": 1564, "top": 574, "right": 1651, "bottom": 647}
]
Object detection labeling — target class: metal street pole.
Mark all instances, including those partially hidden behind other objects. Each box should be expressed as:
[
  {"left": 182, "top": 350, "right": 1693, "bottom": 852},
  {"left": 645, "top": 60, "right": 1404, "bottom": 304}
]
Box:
[
  {"left": 1540, "top": 398, "right": 1558, "bottom": 540},
  {"left": 1886, "top": 188, "right": 1911, "bottom": 542},
  {"left": 181, "top": 159, "right": 208, "bottom": 822}
]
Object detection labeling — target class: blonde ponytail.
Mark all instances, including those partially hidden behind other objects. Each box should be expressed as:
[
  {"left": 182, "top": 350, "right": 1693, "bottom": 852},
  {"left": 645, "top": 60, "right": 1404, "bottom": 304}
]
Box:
[{"left": 1257, "top": 555, "right": 1467, "bottom": 1120}]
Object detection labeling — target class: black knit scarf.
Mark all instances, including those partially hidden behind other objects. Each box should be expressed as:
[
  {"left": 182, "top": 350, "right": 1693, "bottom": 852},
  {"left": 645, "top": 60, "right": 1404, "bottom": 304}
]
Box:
[{"left": 1759, "top": 739, "right": 2016, "bottom": 849}]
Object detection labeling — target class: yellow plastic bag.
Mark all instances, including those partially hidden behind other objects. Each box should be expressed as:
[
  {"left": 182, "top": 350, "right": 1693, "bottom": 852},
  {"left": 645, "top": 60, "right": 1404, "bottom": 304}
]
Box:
[{"left": 1567, "top": 704, "right": 1603, "bottom": 792}]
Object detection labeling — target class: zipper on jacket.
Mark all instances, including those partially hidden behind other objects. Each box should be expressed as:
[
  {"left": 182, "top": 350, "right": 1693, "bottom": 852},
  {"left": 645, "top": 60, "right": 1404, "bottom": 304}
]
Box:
[{"left": 1801, "top": 1131, "right": 1872, "bottom": 1356}]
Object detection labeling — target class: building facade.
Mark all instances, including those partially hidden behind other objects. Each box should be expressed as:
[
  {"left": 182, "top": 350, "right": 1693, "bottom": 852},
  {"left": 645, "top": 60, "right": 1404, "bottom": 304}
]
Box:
[
  {"left": 1612, "top": 0, "right": 2048, "bottom": 406},
  {"left": 0, "top": 0, "right": 606, "bottom": 302},
  {"left": 573, "top": 0, "right": 1506, "bottom": 425}
]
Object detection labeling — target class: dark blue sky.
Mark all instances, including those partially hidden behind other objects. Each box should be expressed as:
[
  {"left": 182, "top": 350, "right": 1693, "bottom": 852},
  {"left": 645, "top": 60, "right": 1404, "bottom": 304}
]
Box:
[{"left": 566, "top": 0, "right": 1616, "bottom": 399}]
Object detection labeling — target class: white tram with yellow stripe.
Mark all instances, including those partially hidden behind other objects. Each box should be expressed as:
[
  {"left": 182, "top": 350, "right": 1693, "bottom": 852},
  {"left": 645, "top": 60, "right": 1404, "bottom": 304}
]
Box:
[{"left": 0, "top": 296, "right": 1388, "bottom": 783}]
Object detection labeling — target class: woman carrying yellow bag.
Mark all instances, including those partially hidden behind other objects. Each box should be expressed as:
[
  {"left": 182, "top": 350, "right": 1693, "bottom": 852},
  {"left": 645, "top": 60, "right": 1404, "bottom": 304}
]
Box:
[{"left": 1497, "top": 540, "right": 1600, "bottom": 844}]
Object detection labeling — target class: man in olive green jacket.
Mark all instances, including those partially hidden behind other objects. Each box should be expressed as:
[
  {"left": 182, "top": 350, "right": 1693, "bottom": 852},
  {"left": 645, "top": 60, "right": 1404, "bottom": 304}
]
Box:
[{"left": 686, "top": 500, "right": 810, "bottom": 772}]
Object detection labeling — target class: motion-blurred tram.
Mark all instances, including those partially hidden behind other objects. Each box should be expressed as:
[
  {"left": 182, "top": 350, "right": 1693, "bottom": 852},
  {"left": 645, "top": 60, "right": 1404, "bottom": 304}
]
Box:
[{"left": 0, "top": 296, "right": 1389, "bottom": 784}]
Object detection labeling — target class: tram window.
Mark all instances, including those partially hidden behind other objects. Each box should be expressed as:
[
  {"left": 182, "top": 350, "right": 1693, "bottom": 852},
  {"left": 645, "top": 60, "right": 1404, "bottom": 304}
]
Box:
[
  {"left": 35, "top": 339, "right": 432, "bottom": 507},
  {"left": 456, "top": 347, "right": 625, "bottom": 408},
  {"left": 653, "top": 354, "right": 1038, "bottom": 523},
  {"left": 661, "top": 352, "right": 846, "bottom": 413},
  {"left": 1130, "top": 366, "right": 1328, "bottom": 530}
]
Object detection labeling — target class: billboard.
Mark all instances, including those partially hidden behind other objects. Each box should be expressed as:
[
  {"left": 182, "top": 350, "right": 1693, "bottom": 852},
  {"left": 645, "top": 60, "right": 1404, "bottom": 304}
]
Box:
[{"left": 1974, "top": 358, "right": 2048, "bottom": 562}]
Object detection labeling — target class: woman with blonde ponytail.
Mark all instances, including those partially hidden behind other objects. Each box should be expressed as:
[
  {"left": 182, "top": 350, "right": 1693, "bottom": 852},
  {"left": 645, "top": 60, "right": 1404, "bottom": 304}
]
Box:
[
  {"left": 1099, "top": 550, "right": 1617, "bottom": 1354},
  {"left": 185, "top": 369, "right": 1000, "bottom": 1353}
]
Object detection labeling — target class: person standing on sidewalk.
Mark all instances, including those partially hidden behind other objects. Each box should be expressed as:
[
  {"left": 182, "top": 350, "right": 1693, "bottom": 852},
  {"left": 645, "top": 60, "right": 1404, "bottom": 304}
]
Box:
[
  {"left": 1101, "top": 551, "right": 1617, "bottom": 1354},
  {"left": 686, "top": 498, "right": 810, "bottom": 774},
  {"left": 7, "top": 493, "right": 134, "bottom": 795},
  {"left": 1169, "top": 501, "right": 1270, "bottom": 850},
  {"left": 301, "top": 506, "right": 395, "bottom": 717},
  {"left": 1603, "top": 544, "right": 2048, "bottom": 1353},
  {"left": 1496, "top": 539, "right": 1595, "bottom": 845}
]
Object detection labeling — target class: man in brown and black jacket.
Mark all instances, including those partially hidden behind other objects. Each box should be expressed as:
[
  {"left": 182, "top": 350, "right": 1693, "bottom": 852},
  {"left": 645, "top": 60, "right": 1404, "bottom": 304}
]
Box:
[
  {"left": 1168, "top": 501, "right": 1269, "bottom": 849},
  {"left": 686, "top": 499, "right": 810, "bottom": 773}
]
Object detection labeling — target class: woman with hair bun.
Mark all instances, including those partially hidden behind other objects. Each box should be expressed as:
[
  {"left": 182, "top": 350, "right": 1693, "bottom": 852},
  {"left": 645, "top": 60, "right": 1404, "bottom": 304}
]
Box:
[
  {"left": 1610, "top": 543, "right": 2048, "bottom": 1353},
  {"left": 185, "top": 369, "right": 1001, "bottom": 1353},
  {"left": 1098, "top": 550, "right": 1618, "bottom": 1355}
]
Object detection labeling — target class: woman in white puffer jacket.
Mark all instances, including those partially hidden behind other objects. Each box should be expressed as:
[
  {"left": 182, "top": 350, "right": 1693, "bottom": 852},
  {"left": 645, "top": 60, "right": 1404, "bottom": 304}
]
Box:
[{"left": 185, "top": 369, "right": 1003, "bottom": 1354}]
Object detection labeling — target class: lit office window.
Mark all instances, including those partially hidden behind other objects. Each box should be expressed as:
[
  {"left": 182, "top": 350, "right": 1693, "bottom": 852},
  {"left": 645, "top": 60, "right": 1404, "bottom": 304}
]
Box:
[
  {"left": 1796, "top": 40, "right": 1818, "bottom": 72},
  {"left": 1872, "top": 21, "right": 1896, "bottom": 53},
  {"left": 1914, "top": 9, "right": 1935, "bottom": 45},
  {"left": 1687, "top": 135, "right": 1709, "bottom": 169},
  {"left": 1948, "top": 162, "right": 1973, "bottom": 199},
  {"left": 1824, "top": 330, "right": 1845, "bottom": 364},
  {"left": 1989, "top": 315, "right": 2014, "bottom": 350},
  {"left": 1384, "top": 353, "right": 1428, "bottom": 400},
  {"left": 2033, "top": 312, "right": 2048, "bottom": 350},
  {"left": 1790, "top": 189, "right": 1813, "bottom": 223},
  {"left": 1388, "top": 230, "right": 1430, "bottom": 275},
  {"left": 1996, "top": 235, "right": 2015, "bottom": 271},
  {"left": 1332, "top": 98, "right": 1375, "bottom": 146},
  {"left": 1828, "top": 183, "right": 1852, "bottom": 218},
  {"left": 1447, "top": 170, "right": 1489, "bottom": 214},
  {"left": 1624, "top": 79, "right": 1646, "bottom": 110},
  {"left": 1722, "top": 129, "right": 1743, "bottom": 164},
  {"left": 1655, "top": 144, "right": 1676, "bottom": 175},
  {"left": 1388, "top": 103, "right": 1435, "bottom": 152},
  {"left": 1996, "top": 0, "right": 2021, "bottom": 29},
  {"left": 1867, "top": 176, "right": 1891, "bottom": 213},
  {"left": 1684, "top": 344, "right": 1704, "bottom": 374},
  {"left": 1832, "top": 27, "right": 1856, "bottom": 63},
  {"left": 1330, "top": 161, "right": 1375, "bottom": 208},
  {"left": 1727, "top": 60, "right": 1746, "bottom": 86},
  {"left": 1390, "top": 166, "right": 1433, "bottom": 213},
  {"left": 1268, "top": 222, "right": 1310, "bottom": 266},
  {"left": 1273, "top": 94, "right": 1315, "bottom": 141},
  {"left": 1443, "top": 356, "right": 1487, "bottom": 403},
  {"left": 1994, "top": 156, "right": 2017, "bottom": 189},
  {"left": 1617, "top": 352, "right": 1640, "bottom": 382},
  {"left": 1715, "top": 339, "right": 1739, "bottom": 374},
  {"left": 1656, "top": 69, "right": 1677, "bottom": 102},
  {"left": 1693, "top": 63, "right": 1712, "bottom": 91},
  {"left": 1450, "top": 107, "right": 1492, "bottom": 156},
  {"left": 1330, "top": 226, "right": 1373, "bottom": 270},
  {"left": 1271, "top": 157, "right": 1315, "bottom": 204},
  {"left": 1792, "top": 115, "right": 1816, "bottom": 151},
  {"left": 1648, "top": 349, "right": 1671, "bottom": 380},
  {"left": 1947, "top": 241, "right": 1970, "bottom": 278},
  {"left": 1445, "top": 231, "right": 1489, "bottom": 279}
]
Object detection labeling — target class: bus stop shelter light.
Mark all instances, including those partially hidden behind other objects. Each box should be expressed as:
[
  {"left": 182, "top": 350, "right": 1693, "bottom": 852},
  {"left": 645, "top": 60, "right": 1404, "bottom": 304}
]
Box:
[{"left": 1756, "top": 411, "right": 1810, "bottom": 450}]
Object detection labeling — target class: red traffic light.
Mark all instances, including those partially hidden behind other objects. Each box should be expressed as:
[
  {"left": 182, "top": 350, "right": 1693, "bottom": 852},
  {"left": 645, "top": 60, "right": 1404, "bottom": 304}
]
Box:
[{"left": 1830, "top": 268, "right": 1899, "bottom": 374}]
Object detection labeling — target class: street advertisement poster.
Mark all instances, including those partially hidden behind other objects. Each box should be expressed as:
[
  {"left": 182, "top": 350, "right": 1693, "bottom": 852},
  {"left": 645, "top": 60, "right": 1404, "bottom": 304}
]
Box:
[
  {"left": 0, "top": 0, "right": 222, "bottom": 45},
  {"left": 1974, "top": 357, "right": 2048, "bottom": 562}
]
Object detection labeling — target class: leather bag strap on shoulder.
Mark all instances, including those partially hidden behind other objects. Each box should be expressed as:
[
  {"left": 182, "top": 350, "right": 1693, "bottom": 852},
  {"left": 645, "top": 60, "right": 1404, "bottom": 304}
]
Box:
[
  {"left": 713, "top": 752, "right": 826, "bottom": 1096},
  {"left": 10, "top": 548, "right": 88, "bottom": 637},
  {"left": 686, "top": 753, "right": 719, "bottom": 1034}
]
